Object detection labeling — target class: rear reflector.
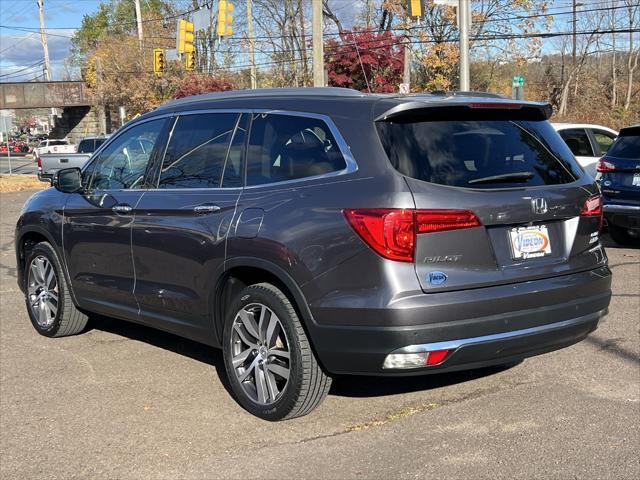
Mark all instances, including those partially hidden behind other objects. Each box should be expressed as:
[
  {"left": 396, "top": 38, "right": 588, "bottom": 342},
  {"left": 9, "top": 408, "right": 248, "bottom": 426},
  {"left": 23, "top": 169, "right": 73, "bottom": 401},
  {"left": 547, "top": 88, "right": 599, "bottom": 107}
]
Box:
[
  {"left": 344, "top": 208, "right": 481, "bottom": 262},
  {"left": 382, "top": 349, "right": 450, "bottom": 369},
  {"left": 596, "top": 158, "right": 616, "bottom": 172},
  {"left": 425, "top": 349, "right": 449, "bottom": 366}
]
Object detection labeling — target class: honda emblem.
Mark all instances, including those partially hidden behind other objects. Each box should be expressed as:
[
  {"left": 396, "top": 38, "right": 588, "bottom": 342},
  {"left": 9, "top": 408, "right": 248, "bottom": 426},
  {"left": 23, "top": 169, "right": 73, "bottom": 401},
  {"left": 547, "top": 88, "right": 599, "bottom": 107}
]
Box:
[{"left": 531, "top": 198, "right": 548, "bottom": 215}]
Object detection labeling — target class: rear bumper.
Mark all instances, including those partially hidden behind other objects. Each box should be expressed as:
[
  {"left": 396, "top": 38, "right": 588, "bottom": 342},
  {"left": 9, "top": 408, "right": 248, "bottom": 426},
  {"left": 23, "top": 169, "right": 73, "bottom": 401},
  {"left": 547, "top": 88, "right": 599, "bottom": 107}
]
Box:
[
  {"left": 604, "top": 203, "right": 640, "bottom": 230},
  {"left": 308, "top": 266, "right": 612, "bottom": 375}
]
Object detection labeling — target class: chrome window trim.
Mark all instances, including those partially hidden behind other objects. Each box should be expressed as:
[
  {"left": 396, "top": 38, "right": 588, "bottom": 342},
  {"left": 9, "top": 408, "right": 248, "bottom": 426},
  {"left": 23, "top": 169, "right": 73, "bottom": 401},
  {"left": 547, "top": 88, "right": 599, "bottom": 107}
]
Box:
[{"left": 87, "top": 108, "right": 358, "bottom": 193}]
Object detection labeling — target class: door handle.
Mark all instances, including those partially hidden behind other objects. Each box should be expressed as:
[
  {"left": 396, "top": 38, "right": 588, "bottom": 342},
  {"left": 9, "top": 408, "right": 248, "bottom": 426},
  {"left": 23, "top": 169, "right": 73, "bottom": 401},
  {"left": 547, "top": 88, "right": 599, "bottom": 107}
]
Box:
[
  {"left": 193, "top": 204, "right": 221, "bottom": 214},
  {"left": 112, "top": 204, "right": 133, "bottom": 214}
]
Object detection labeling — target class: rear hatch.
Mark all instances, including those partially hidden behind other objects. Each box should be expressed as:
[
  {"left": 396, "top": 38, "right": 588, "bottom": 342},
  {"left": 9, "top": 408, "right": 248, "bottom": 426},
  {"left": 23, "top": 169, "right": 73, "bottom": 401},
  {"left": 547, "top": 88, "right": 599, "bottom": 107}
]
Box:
[
  {"left": 375, "top": 99, "right": 606, "bottom": 293},
  {"left": 597, "top": 126, "right": 640, "bottom": 205}
]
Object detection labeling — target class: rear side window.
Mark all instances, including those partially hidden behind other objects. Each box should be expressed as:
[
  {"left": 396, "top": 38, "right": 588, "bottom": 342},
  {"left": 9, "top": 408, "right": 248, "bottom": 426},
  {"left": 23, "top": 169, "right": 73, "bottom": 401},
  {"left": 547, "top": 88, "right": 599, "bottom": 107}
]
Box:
[
  {"left": 158, "top": 113, "right": 238, "bottom": 189},
  {"left": 592, "top": 130, "right": 616, "bottom": 155},
  {"left": 558, "top": 129, "right": 594, "bottom": 157},
  {"left": 376, "top": 120, "right": 580, "bottom": 189},
  {"left": 246, "top": 114, "right": 347, "bottom": 186},
  {"left": 607, "top": 134, "right": 640, "bottom": 159},
  {"left": 77, "top": 139, "right": 94, "bottom": 153}
]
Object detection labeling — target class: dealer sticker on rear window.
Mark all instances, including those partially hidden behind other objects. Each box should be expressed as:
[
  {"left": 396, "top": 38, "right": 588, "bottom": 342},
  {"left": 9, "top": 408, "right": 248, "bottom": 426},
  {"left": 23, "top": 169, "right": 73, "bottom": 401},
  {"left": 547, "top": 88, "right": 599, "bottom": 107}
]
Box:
[{"left": 509, "top": 225, "right": 552, "bottom": 260}]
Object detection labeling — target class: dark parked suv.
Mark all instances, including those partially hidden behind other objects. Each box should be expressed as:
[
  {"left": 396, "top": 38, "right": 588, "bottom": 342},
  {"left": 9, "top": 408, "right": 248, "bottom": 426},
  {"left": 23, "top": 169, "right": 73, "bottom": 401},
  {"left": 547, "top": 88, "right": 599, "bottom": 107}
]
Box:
[
  {"left": 596, "top": 124, "right": 640, "bottom": 245},
  {"left": 15, "top": 88, "right": 612, "bottom": 420}
]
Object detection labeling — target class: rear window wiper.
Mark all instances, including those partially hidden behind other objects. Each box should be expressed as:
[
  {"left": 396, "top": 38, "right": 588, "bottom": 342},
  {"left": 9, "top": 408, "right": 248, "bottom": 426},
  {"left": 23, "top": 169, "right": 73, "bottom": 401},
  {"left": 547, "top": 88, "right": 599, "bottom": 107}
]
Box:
[{"left": 468, "top": 171, "right": 534, "bottom": 185}]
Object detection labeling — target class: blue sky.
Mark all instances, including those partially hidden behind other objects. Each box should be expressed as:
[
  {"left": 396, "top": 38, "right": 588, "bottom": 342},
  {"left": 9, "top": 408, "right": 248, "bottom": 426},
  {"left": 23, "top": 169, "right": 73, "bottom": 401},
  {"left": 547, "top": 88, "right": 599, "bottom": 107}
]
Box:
[
  {"left": 0, "top": 0, "right": 100, "bottom": 80},
  {"left": 0, "top": 0, "right": 620, "bottom": 82}
]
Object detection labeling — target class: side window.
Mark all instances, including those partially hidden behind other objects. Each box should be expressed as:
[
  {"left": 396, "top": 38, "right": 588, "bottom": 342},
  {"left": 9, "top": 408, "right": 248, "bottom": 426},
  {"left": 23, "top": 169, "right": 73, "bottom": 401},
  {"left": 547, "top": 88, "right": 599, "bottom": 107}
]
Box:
[
  {"left": 592, "top": 130, "right": 616, "bottom": 155},
  {"left": 158, "top": 113, "right": 237, "bottom": 189},
  {"left": 90, "top": 119, "right": 164, "bottom": 191},
  {"left": 559, "top": 129, "right": 594, "bottom": 157},
  {"left": 221, "top": 114, "right": 248, "bottom": 188},
  {"left": 246, "top": 114, "right": 347, "bottom": 186}
]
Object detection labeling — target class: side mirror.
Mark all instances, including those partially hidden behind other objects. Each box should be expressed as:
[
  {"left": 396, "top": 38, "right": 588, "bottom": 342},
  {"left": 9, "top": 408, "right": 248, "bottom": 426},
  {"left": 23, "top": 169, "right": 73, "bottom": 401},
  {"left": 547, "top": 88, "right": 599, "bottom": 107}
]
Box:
[{"left": 54, "top": 168, "right": 83, "bottom": 193}]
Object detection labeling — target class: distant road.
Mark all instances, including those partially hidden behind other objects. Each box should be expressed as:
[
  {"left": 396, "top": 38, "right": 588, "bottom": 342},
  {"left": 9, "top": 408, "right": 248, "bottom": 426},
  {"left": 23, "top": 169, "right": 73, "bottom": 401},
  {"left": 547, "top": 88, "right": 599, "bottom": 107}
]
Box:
[{"left": 0, "top": 156, "right": 37, "bottom": 175}]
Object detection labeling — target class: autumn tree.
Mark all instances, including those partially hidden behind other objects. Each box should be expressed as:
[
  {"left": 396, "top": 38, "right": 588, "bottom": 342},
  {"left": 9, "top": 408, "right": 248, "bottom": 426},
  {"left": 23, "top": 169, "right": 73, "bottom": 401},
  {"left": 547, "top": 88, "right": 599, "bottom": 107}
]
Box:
[{"left": 325, "top": 29, "right": 404, "bottom": 93}]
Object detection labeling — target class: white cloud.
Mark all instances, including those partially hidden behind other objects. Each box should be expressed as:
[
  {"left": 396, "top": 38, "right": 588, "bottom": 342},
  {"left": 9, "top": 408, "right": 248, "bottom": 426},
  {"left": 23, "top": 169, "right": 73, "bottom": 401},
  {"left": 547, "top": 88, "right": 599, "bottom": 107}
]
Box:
[{"left": 0, "top": 29, "right": 75, "bottom": 67}]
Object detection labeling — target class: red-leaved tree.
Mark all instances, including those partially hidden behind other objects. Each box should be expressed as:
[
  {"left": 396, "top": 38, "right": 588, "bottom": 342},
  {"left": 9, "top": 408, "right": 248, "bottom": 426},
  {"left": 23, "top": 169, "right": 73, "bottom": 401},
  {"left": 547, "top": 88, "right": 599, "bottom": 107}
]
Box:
[
  {"left": 172, "top": 74, "right": 237, "bottom": 99},
  {"left": 325, "top": 29, "right": 404, "bottom": 93}
]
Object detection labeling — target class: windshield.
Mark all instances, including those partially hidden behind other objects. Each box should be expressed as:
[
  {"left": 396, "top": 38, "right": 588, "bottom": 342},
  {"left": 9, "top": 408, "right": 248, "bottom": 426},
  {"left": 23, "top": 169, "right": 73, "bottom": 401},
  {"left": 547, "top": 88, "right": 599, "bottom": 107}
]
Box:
[
  {"left": 376, "top": 119, "right": 582, "bottom": 189},
  {"left": 607, "top": 134, "right": 640, "bottom": 159}
]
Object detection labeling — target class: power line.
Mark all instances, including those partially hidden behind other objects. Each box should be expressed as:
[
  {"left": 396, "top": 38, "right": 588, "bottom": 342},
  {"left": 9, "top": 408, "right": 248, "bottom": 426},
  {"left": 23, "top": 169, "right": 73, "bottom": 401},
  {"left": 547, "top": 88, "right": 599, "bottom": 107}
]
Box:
[{"left": 0, "top": 59, "right": 45, "bottom": 78}]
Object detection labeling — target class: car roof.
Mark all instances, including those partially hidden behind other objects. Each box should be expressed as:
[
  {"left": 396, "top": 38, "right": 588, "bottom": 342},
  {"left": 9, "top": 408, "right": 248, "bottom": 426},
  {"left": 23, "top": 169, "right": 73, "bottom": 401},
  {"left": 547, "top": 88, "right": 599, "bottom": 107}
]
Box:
[
  {"left": 618, "top": 124, "right": 640, "bottom": 136},
  {"left": 144, "top": 87, "right": 550, "bottom": 122},
  {"left": 551, "top": 123, "right": 618, "bottom": 133}
]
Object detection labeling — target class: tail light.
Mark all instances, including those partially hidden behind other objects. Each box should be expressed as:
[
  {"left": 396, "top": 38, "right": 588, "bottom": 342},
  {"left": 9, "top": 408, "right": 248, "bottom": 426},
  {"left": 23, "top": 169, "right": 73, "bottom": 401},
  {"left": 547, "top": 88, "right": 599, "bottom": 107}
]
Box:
[
  {"left": 580, "top": 194, "right": 603, "bottom": 230},
  {"left": 343, "top": 208, "right": 481, "bottom": 262},
  {"left": 596, "top": 158, "right": 616, "bottom": 172},
  {"left": 37, "top": 156, "right": 42, "bottom": 171}
]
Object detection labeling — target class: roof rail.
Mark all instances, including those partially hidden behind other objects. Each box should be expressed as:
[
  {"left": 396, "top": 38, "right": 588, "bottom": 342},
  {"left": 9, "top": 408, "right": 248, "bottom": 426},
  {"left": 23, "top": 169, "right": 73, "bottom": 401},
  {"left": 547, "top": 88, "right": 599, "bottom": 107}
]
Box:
[{"left": 158, "top": 87, "right": 365, "bottom": 109}]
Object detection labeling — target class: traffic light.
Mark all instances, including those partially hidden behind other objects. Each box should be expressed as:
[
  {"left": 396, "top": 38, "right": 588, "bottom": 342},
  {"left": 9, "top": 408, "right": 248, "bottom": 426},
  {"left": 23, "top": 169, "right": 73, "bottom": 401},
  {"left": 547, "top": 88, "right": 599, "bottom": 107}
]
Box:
[
  {"left": 185, "top": 51, "right": 196, "bottom": 71},
  {"left": 217, "top": 1, "right": 233, "bottom": 37},
  {"left": 153, "top": 48, "right": 165, "bottom": 76},
  {"left": 407, "top": 0, "right": 423, "bottom": 18},
  {"left": 177, "top": 19, "right": 195, "bottom": 54}
]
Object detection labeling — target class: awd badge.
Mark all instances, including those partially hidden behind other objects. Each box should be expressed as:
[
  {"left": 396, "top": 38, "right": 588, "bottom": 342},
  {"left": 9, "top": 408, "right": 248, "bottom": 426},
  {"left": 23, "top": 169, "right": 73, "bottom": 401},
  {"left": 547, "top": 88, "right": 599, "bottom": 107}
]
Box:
[{"left": 428, "top": 271, "right": 447, "bottom": 285}]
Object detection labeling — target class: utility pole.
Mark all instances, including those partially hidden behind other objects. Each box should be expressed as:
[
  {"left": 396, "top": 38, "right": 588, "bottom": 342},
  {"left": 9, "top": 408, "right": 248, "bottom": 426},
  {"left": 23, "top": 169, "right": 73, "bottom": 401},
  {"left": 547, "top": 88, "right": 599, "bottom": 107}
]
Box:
[
  {"left": 403, "top": 36, "right": 411, "bottom": 89},
  {"left": 134, "top": 0, "right": 144, "bottom": 48},
  {"left": 572, "top": 0, "right": 577, "bottom": 67},
  {"left": 95, "top": 57, "right": 107, "bottom": 135},
  {"left": 37, "top": 0, "right": 57, "bottom": 128},
  {"left": 312, "top": 0, "right": 324, "bottom": 87},
  {"left": 458, "top": 0, "right": 471, "bottom": 91},
  {"left": 247, "top": 0, "right": 257, "bottom": 89},
  {"left": 37, "top": 0, "right": 51, "bottom": 81}
]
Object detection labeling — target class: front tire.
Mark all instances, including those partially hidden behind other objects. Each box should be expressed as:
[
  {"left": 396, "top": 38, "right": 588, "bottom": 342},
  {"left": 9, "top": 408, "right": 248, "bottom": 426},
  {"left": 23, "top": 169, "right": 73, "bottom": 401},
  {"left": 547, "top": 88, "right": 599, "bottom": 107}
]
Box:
[
  {"left": 222, "top": 283, "right": 331, "bottom": 421},
  {"left": 24, "top": 242, "right": 88, "bottom": 337}
]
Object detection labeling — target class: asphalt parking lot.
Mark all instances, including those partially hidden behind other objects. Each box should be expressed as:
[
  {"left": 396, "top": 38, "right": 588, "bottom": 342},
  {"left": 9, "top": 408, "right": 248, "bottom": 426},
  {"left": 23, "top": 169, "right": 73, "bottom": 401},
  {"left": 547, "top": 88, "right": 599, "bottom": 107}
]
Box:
[
  {"left": 0, "top": 155, "right": 37, "bottom": 175},
  {"left": 1, "top": 189, "right": 638, "bottom": 479}
]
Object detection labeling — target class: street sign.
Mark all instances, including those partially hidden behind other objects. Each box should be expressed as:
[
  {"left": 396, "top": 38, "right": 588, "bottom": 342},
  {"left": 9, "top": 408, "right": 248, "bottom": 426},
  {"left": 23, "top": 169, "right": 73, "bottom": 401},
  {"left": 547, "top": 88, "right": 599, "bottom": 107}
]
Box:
[
  {"left": 192, "top": 7, "right": 211, "bottom": 32},
  {"left": 512, "top": 75, "right": 525, "bottom": 87}
]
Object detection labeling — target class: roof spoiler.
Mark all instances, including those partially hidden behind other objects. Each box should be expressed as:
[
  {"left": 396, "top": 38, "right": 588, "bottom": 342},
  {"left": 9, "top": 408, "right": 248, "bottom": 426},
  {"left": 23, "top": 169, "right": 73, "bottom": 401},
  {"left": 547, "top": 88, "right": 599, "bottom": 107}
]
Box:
[{"left": 375, "top": 100, "right": 553, "bottom": 122}]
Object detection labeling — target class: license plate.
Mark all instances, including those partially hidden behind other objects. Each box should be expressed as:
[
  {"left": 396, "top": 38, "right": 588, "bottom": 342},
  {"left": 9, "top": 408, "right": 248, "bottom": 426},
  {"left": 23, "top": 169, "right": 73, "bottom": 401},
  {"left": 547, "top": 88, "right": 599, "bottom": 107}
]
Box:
[
  {"left": 509, "top": 225, "right": 552, "bottom": 260},
  {"left": 633, "top": 173, "right": 640, "bottom": 187}
]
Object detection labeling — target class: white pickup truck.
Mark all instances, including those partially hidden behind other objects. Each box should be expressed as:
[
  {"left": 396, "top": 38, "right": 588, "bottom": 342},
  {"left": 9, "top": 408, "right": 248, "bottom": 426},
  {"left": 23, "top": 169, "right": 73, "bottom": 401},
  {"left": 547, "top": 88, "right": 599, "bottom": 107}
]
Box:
[
  {"left": 33, "top": 139, "right": 77, "bottom": 160},
  {"left": 37, "top": 136, "right": 109, "bottom": 182}
]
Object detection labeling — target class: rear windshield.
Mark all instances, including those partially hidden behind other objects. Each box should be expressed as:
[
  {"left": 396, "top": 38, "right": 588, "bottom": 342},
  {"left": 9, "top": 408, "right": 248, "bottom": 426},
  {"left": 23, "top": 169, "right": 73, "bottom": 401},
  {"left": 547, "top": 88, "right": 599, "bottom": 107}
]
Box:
[
  {"left": 48, "top": 140, "right": 67, "bottom": 146},
  {"left": 376, "top": 120, "right": 582, "bottom": 189},
  {"left": 607, "top": 134, "right": 640, "bottom": 159}
]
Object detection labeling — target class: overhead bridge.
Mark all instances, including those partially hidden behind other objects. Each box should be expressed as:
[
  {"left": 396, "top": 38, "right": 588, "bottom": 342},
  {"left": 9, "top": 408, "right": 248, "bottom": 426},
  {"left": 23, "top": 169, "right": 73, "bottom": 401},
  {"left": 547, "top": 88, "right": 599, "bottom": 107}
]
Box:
[
  {"left": 0, "top": 81, "right": 90, "bottom": 109},
  {"left": 0, "top": 81, "right": 117, "bottom": 141}
]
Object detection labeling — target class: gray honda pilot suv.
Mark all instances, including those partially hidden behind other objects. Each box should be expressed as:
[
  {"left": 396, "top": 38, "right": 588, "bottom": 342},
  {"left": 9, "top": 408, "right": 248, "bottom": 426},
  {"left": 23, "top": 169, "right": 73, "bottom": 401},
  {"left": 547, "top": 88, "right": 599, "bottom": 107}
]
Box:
[{"left": 15, "top": 88, "right": 612, "bottom": 420}]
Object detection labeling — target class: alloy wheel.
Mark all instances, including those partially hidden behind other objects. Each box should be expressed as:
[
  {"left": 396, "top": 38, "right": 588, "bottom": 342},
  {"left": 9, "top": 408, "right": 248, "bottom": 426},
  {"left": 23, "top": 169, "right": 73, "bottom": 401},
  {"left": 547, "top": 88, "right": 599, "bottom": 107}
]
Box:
[
  {"left": 230, "top": 303, "right": 291, "bottom": 405},
  {"left": 27, "top": 255, "right": 59, "bottom": 328}
]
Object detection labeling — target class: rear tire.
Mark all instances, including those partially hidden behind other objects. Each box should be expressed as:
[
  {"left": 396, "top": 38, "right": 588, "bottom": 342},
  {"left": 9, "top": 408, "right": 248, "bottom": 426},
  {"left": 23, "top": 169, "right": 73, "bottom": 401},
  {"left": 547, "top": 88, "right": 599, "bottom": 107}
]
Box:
[
  {"left": 222, "top": 282, "right": 331, "bottom": 421},
  {"left": 608, "top": 225, "right": 637, "bottom": 246},
  {"left": 23, "top": 242, "right": 88, "bottom": 337}
]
